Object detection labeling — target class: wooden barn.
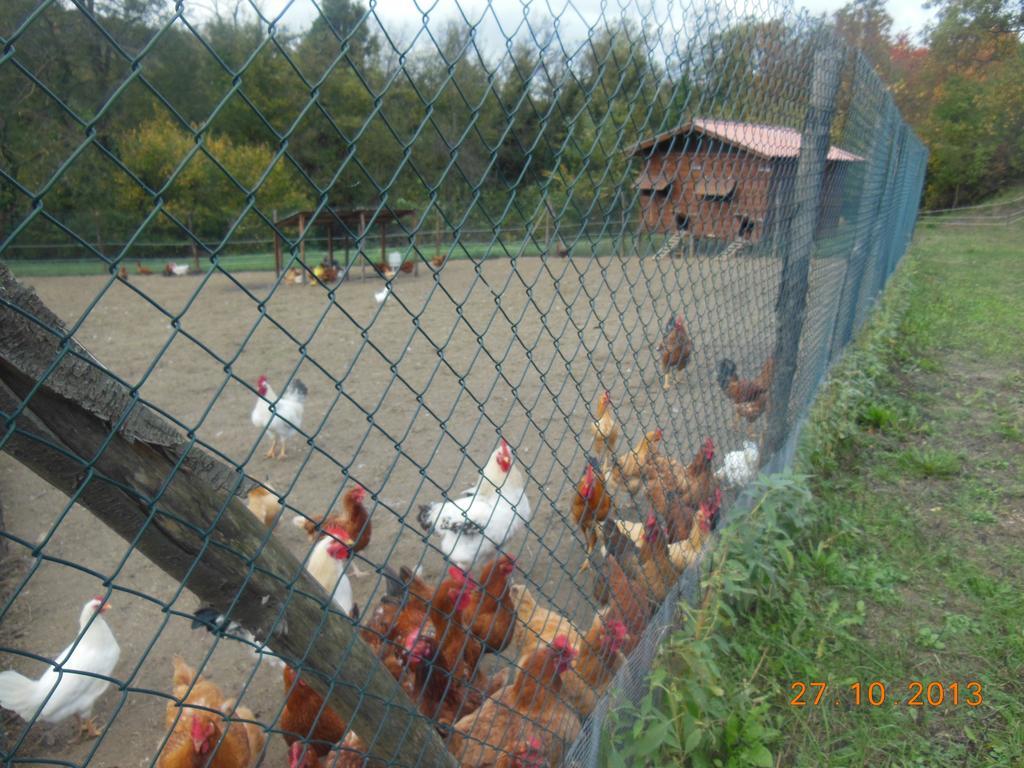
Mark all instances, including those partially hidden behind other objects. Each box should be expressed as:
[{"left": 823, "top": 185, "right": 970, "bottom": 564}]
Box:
[{"left": 630, "top": 119, "right": 862, "bottom": 243}]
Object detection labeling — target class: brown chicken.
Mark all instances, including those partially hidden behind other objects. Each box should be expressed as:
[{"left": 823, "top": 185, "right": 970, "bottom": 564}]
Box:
[
  {"left": 394, "top": 565, "right": 482, "bottom": 671},
  {"left": 288, "top": 737, "right": 376, "bottom": 768},
  {"left": 136, "top": 260, "right": 153, "bottom": 275},
  {"left": 430, "top": 254, "right": 446, "bottom": 269},
  {"left": 658, "top": 315, "right": 693, "bottom": 390},
  {"left": 494, "top": 737, "right": 549, "bottom": 768},
  {"left": 509, "top": 581, "right": 585, "bottom": 655},
  {"left": 668, "top": 490, "right": 721, "bottom": 571},
  {"left": 246, "top": 484, "right": 281, "bottom": 527},
  {"left": 637, "top": 513, "right": 679, "bottom": 603},
  {"left": 462, "top": 554, "right": 517, "bottom": 653},
  {"left": 607, "top": 428, "right": 662, "bottom": 495},
  {"left": 117, "top": 265, "right": 129, "bottom": 281},
  {"left": 718, "top": 357, "right": 774, "bottom": 435},
  {"left": 294, "top": 485, "right": 372, "bottom": 576},
  {"left": 157, "top": 657, "right": 264, "bottom": 768},
  {"left": 399, "top": 261, "right": 415, "bottom": 274},
  {"left": 283, "top": 267, "right": 306, "bottom": 285},
  {"left": 280, "top": 665, "right": 348, "bottom": 757},
  {"left": 589, "top": 516, "right": 643, "bottom": 606},
  {"left": 369, "top": 566, "right": 485, "bottom": 725},
  {"left": 288, "top": 742, "right": 321, "bottom": 768},
  {"left": 639, "top": 436, "right": 718, "bottom": 543},
  {"left": 374, "top": 261, "right": 396, "bottom": 279},
  {"left": 572, "top": 459, "right": 612, "bottom": 568},
  {"left": 508, "top": 584, "right": 584, "bottom": 653},
  {"left": 450, "top": 636, "right": 581, "bottom": 768},
  {"left": 312, "top": 262, "right": 339, "bottom": 284},
  {"left": 562, "top": 614, "right": 629, "bottom": 716},
  {"left": 590, "top": 391, "right": 619, "bottom": 474},
  {"left": 597, "top": 551, "right": 650, "bottom": 656}
]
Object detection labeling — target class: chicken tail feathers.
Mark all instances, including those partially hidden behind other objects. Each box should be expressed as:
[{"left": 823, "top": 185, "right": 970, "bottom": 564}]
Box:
[
  {"left": 416, "top": 504, "right": 435, "bottom": 531},
  {"left": 191, "top": 607, "right": 239, "bottom": 635},
  {"left": 189, "top": 610, "right": 286, "bottom": 668},
  {"left": 0, "top": 670, "right": 40, "bottom": 720},
  {"left": 283, "top": 379, "right": 308, "bottom": 402},
  {"left": 382, "top": 565, "right": 408, "bottom": 601}
]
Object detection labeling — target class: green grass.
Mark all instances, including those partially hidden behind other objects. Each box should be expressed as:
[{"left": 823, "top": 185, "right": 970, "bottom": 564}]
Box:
[
  {"left": 0, "top": 235, "right": 625, "bottom": 278},
  {"left": 606, "top": 199, "right": 1024, "bottom": 766}
]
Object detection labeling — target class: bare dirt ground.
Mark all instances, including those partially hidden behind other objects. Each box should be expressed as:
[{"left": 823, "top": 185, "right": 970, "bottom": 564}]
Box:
[{"left": 0, "top": 250, "right": 849, "bottom": 766}]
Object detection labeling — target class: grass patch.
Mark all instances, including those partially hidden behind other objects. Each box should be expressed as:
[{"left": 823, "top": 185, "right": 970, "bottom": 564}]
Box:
[
  {"left": 892, "top": 446, "right": 963, "bottom": 478},
  {"left": 606, "top": 206, "right": 1024, "bottom": 766},
  {"left": 0, "top": 235, "right": 626, "bottom": 278}
]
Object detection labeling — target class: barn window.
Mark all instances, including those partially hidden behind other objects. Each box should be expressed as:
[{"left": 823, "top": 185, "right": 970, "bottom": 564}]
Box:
[
  {"left": 695, "top": 178, "right": 736, "bottom": 202},
  {"left": 635, "top": 171, "right": 673, "bottom": 197}
]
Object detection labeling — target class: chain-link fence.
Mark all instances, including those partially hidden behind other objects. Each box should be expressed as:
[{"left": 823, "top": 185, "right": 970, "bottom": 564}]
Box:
[{"left": 0, "top": 0, "right": 925, "bottom": 765}]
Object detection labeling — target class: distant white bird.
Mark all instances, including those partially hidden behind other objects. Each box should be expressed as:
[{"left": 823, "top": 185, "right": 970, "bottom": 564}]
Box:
[
  {"left": 251, "top": 375, "right": 308, "bottom": 460},
  {"left": 0, "top": 596, "right": 120, "bottom": 739},
  {"left": 714, "top": 441, "right": 760, "bottom": 488},
  {"left": 374, "top": 285, "right": 391, "bottom": 304},
  {"left": 163, "top": 261, "right": 190, "bottom": 276}
]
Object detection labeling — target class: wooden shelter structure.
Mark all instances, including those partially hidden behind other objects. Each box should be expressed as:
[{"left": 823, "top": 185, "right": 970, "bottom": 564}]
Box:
[
  {"left": 629, "top": 119, "right": 862, "bottom": 243},
  {"left": 272, "top": 207, "right": 417, "bottom": 277}
]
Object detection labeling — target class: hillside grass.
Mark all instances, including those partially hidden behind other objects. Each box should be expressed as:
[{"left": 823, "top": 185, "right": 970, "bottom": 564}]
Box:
[{"left": 606, "top": 212, "right": 1024, "bottom": 766}]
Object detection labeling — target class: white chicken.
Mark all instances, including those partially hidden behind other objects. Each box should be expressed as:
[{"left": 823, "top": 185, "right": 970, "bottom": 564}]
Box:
[
  {"left": 163, "top": 262, "right": 191, "bottom": 276},
  {"left": 714, "top": 441, "right": 760, "bottom": 488},
  {"left": 251, "top": 375, "right": 308, "bottom": 460},
  {"left": 305, "top": 524, "right": 356, "bottom": 617},
  {"left": 0, "top": 596, "right": 120, "bottom": 739},
  {"left": 374, "top": 285, "right": 391, "bottom": 304},
  {"left": 416, "top": 438, "right": 532, "bottom": 571}
]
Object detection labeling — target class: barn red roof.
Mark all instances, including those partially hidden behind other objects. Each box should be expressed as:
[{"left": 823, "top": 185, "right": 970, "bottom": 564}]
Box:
[{"left": 630, "top": 118, "right": 862, "bottom": 162}]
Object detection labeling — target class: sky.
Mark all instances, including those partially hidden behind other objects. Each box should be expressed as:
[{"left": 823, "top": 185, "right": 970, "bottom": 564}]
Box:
[{"left": 253, "top": 0, "right": 938, "bottom": 46}]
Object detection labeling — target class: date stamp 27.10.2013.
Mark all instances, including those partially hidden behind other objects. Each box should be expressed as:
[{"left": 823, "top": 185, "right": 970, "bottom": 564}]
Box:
[{"left": 790, "top": 681, "right": 983, "bottom": 708}]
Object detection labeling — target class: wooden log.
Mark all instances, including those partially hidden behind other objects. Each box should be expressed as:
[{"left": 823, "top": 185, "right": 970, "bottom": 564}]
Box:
[
  {"left": 766, "top": 44, "right": 843, "bottom": 455},
  {"left": 0, "top": 264, "right": 455, "bottom": 768}
]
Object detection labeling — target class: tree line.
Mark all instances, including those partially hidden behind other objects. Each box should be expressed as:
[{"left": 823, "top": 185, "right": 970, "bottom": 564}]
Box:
[
  {"left": 833, "top": 0, "right": 1023, "bottom": 207},
  {"left": 1, "top": 0, "right": 1016, "bottom": 259}
]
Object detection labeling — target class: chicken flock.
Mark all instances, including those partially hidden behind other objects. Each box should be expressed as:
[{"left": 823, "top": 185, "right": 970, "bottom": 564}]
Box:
[{"left": 1, "top": 315, "right": 773, "bottom": 768}]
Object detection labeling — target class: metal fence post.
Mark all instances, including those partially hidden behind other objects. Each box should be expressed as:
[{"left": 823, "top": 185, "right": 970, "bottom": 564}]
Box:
[{"left": 766, "top": 42, "right": 844, "bottom": 456}]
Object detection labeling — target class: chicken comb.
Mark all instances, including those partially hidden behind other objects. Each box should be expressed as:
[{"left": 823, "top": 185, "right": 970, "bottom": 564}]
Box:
[
  {"left": 447, "top": 565, "right": 467, "bottom": 583},
  {"left": 552, "top": 634, "right": 572, "bottom": 651},
  {"left": 608, "top": 618, "right": 628, "bottom": 636}
]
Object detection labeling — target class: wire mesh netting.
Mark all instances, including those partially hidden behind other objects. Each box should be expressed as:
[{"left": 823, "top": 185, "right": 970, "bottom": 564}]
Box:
[{"left": 0, "top": 0, "right": 925, "bottom": 765}]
